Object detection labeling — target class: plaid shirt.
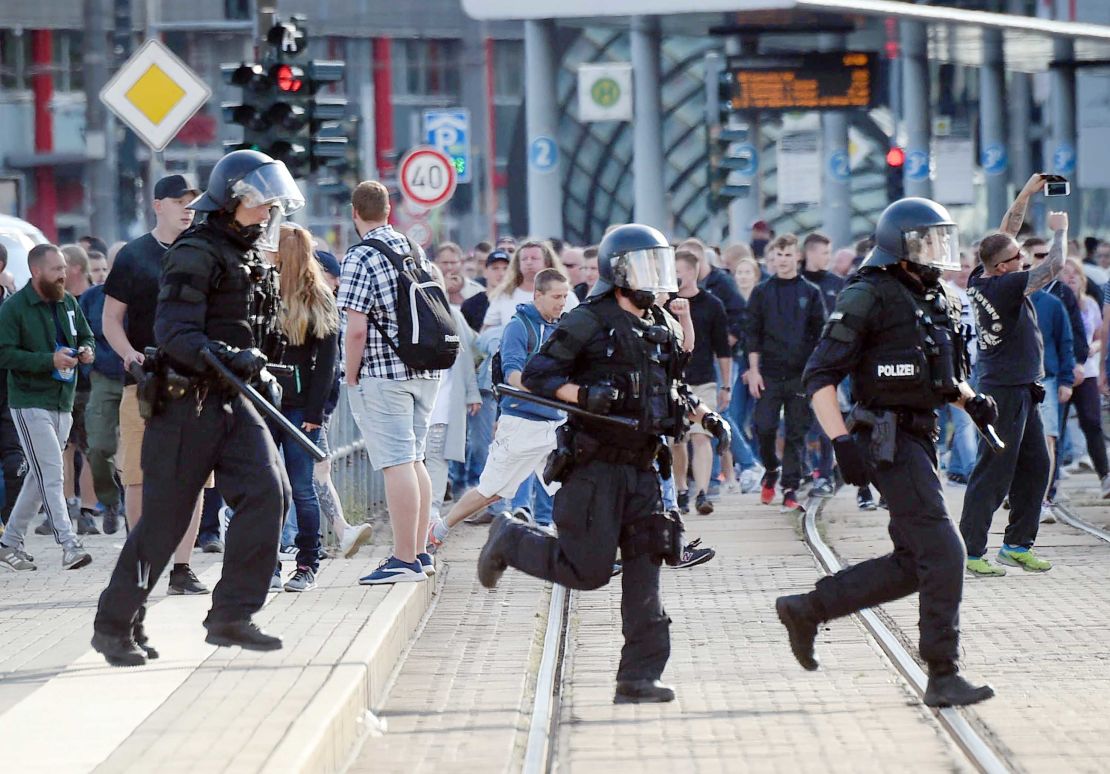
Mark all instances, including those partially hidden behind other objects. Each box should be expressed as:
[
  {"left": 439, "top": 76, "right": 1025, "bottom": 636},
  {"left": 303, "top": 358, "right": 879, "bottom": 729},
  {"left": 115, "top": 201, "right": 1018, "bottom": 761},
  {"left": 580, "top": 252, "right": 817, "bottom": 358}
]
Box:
[{"left": 338, "top": 225, "right": 443, "bottom": 381}]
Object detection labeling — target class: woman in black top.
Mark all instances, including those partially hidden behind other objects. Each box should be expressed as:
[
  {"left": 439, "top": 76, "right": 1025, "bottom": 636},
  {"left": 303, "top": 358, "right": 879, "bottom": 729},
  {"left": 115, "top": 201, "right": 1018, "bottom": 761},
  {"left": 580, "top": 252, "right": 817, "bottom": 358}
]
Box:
[{"left": 274, "top": 225, "right": 340, "bottom": 591}]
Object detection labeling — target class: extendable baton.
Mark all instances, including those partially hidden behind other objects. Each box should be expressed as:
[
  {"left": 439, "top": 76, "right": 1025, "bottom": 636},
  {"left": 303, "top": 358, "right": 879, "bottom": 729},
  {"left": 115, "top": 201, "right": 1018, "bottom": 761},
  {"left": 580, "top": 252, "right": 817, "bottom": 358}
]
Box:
[
  {"left": 494, "top": 384, "right": 640, "bottom": 429},
  {"left": 977, "top": 422, "right": 1006, "bottom": 455},
  {"left": 200, "top": 349, "right": 327, "bottom": 462}
]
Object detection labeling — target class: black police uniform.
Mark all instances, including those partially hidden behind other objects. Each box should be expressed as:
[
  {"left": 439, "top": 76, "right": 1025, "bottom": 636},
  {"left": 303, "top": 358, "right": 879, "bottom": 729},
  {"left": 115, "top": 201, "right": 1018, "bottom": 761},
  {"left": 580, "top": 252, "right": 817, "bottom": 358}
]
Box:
[
  {"left": 491, "top": 293, "right": 691, "bottom": 685},
  {"left": 796, "top": 264, "right": 968, "bottom": 669},
  {"left": 94, "top": 215, "right": 289, "bottom": 644}
]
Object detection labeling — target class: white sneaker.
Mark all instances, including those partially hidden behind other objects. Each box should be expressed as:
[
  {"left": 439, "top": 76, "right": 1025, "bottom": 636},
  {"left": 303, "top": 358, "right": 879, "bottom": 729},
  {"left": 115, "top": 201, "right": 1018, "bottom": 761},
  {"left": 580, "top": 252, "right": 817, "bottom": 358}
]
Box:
[
  {"left": 340, "top": 523, "right": 374, "bottom": 559},
  {"left": 739, "top": 464, "right": 764, "bottom": 494},
  {"left": 278, "top": 544, "right": 298, "bottom": 561},
  {"left": 1039, "top": 503, "right": 1057, "bottom": 524},
  {"left": 1064, "top": 455, "right": 1094, "bottom": 474},
  {"left": 723, "top": 480, "right": 741, "bottom": 495}
]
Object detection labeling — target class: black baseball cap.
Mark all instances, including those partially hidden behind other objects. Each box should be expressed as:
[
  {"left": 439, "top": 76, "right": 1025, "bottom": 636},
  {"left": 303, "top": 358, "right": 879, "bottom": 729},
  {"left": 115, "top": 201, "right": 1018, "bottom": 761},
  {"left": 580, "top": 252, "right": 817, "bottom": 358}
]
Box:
[
  {"left": 486, "top": 249, "right": 511, "bottom": 266},
  {"left": 154, "top": 174, "right": 200, "bottom": 201}
]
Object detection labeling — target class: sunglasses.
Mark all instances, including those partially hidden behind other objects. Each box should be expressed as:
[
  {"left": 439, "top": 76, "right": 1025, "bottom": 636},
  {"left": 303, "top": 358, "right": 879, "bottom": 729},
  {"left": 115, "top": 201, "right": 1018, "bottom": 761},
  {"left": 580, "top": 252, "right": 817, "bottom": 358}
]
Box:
[
  {"left": 997, "top": 250, "right": 1023, "bottom": 266},
  {"left": 1033, "top": 251, "right": 1049, "bottom": 259}
]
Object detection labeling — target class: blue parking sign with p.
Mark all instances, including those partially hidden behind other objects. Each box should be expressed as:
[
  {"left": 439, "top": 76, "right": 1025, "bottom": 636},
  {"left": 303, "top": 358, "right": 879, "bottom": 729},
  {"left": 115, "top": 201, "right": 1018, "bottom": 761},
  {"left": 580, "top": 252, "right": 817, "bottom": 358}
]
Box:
[{"left": 423, "top": 109, "right": 471, "bottom": 184}]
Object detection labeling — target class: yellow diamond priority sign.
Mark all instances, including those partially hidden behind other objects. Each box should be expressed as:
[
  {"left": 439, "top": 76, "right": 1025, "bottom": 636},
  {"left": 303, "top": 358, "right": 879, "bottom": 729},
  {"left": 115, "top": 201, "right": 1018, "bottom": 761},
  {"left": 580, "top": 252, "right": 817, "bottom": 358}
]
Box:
[{"left": 100, "top": 39, "right": 211, "bottom": 152}]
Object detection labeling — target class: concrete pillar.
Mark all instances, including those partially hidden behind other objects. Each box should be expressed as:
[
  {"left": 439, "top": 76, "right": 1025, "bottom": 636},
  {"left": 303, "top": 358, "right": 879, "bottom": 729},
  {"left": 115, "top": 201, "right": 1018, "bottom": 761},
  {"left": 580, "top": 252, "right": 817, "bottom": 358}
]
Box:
[
  {"left": 820, "top": 34, "right": 850, "bottom": 247},
  {"left": 979, "top": 27, "right": 1008, "bottom": 228},
  {"left": 1049, "top": 36, "right": 1080, "bottom": 223},
  {"left": 630, "top": 16, "right": 668, "bottom": 232},
  {"left": 85, "top": 0, "right": 118, "bottom": 241},
  {"left": 725, "top": 36, "right": 760, "bottom": 246},
  {"left": 524, "top": 19, "right": 563, "bottom": 238},
  {"left": 459, "top": 15, "right": 491, "bottom": 247},
  {"left": 900, "top": 21, "right": 932, "bottom": 199},
  {"left": 1006, "top": 0, "right": 1033, "bottom": 199}
]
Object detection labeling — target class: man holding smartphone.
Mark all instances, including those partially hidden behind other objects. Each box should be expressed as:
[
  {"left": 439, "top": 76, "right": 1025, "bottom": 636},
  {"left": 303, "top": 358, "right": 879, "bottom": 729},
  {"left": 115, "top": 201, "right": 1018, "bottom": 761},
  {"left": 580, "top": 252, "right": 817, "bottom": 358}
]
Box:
[{"left": 960, "top": 173, "right": 1068, "bottom": 576}]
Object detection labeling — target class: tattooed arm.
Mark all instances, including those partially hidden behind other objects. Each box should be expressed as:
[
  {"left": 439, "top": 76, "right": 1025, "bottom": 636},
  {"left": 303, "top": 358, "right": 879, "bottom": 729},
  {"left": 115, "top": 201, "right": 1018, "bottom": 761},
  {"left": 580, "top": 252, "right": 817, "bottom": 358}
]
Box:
[
  {"left": 999, "top": 173, "right": 1047, "bottom": 237},
  {"left": 1025, "top": 211, "right": 1068, "bottom": 296}
]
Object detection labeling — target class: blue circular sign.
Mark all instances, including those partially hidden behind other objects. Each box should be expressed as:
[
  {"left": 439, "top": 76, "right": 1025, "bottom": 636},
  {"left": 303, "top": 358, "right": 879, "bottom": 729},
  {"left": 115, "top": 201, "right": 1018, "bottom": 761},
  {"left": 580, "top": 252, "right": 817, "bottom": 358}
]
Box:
[
  {"left": 734, "top": 143, "right": 759, "bottom": 176},
  {"left": 827, "top": 150, "right": 850, "bottom": 182},
  {"left": 1052, "top": 143, "right": 1076, "bottom": 175},
  {"left": 905, "top": 150, "right": 930, "bottom": 182},
  {"left": 529, "top": 137, "right": 559, "bottom": 174},
  {"left": 980, "top": 143, "right": 1008, "bottom": 176}
]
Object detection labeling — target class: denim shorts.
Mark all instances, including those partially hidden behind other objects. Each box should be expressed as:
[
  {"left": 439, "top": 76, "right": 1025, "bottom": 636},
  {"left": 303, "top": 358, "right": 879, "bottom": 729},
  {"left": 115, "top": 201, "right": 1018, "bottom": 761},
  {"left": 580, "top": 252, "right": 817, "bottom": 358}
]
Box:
[
  {"left": 1038, "top": 377, "right": 1060, "bottom": 438},
  {"left": 349, "top": 376, "right": 441, "bottom": 470}
]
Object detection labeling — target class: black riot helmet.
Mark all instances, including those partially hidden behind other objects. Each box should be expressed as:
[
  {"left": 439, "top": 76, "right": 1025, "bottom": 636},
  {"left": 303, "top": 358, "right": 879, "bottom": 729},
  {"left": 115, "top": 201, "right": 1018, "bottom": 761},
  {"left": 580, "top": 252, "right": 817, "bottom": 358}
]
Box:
[
  {"left": 863, "top": 197, "right": 960, "bottom": 273},
  {"left": 188, "top": 149, "right": 305, "bottom": 250},
  {"left": 590, "top": 223, "right": 679, "bottom": 299}
]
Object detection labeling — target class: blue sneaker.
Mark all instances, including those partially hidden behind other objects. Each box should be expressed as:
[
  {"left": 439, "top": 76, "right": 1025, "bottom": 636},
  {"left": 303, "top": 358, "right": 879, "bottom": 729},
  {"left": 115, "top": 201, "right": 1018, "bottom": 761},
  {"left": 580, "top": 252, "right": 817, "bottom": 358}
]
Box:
[
  {"left": 359, "top": 556, "right": 426, "bottom": 585},
  {"left": 417, "top": 552, "right": 436, "bottom": 576}
]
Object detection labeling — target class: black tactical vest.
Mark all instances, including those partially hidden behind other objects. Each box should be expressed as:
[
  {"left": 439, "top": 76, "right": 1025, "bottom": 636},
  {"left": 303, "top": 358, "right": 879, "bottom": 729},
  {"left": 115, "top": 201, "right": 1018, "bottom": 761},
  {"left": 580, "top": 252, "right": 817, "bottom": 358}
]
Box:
[
  {"left": 852, "top": 270, "right": 965, "bottom": 412},
  {"left": 574, "top": 295, "right": 688, "bottom": 441}
]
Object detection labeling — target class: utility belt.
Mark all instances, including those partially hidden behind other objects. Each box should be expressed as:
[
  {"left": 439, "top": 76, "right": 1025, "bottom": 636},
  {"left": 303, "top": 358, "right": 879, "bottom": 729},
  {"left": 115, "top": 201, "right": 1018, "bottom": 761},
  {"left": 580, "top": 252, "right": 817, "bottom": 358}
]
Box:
[
  {"left": 620, "top": 508, "right": 685, "bottom": 566},
  {"left": 847, "top": 404, "right": 938, "bottom": 467},
  {"left": 542, "top": 424, "right": 664, "bottom": 485},
  {"left": 133, "top": 347, "right": 236, "bottom": 420}
]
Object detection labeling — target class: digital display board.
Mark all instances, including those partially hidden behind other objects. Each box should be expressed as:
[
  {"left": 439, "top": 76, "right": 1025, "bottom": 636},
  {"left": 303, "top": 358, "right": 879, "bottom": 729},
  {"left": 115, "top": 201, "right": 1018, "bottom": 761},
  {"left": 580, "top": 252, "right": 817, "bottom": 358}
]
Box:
[{"left": 722, "top": 52, "right": 878, "bottom": 112}]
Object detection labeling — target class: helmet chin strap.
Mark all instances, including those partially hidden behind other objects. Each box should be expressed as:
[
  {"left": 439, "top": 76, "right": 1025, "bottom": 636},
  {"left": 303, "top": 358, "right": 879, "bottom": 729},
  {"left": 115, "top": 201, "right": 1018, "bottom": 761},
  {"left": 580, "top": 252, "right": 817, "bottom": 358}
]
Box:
[{"left": 618, "top": 287, "right": 657, "bottom": 310}]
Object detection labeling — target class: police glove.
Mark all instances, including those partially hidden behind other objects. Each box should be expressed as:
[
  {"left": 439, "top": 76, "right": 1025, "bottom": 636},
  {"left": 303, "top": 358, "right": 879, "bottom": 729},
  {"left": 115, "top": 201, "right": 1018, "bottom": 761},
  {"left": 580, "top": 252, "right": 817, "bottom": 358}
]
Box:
[
  {"left": 578, "top": 383, "right": 621, "bottom": 414},
  {"left": 701, "top": 412, "right": 732, "bottom": 447},
  {"left": 964, "top": 393, "right": 998, "bottom": 428},
  {"left": 206, "top": 342, "right": 268, "bottom": 380},
  {"left": 832, "top": 435, "right": 868, "bottom": 486}
]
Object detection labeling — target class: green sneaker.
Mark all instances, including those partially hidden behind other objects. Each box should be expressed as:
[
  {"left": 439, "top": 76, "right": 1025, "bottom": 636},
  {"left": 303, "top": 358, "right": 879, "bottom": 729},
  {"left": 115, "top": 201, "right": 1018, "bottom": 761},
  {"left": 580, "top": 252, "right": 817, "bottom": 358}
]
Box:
[
  {"left": 997, "top": 547, "right": 1051, "bottom": 572},
  {"left": 966, "top": 557, "right": 1006, "bottom": 577}
]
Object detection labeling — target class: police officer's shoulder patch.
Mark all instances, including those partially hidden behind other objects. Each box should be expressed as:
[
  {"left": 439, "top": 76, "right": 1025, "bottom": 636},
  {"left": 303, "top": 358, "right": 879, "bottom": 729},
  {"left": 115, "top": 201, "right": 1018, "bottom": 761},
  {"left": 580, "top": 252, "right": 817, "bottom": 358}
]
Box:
[{"left": 824, "top": 282, "right": 877, "bottom": 343}]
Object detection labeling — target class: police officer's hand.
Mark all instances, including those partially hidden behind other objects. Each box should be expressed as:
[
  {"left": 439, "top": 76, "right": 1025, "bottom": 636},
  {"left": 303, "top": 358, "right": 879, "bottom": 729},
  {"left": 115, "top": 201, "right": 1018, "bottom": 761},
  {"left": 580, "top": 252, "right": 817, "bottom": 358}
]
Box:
[
  {"left": 229, "top": 347, "right": 268, "bottom": 380},
  {"left": 578, "top": 383, "right": 621, "bottom": 414},
  {"left": 701, "top": 412, "right": 731, "bottom": 447},
  {"left": 964, "top": 393, "right": 998, "bottom": 428},
  {"left": 832, "top": 435, "right": 868, "bottom": 486}
]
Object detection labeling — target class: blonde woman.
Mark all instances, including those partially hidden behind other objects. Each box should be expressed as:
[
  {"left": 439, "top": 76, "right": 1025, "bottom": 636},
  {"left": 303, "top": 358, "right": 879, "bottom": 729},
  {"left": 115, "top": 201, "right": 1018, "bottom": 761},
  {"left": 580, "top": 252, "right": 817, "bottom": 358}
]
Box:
[
  {"left": 273, "top": 225, "right": 341, "bottom": 592},
  {"left": 481, "top": 238, "right": 579, "bottom": 329}
]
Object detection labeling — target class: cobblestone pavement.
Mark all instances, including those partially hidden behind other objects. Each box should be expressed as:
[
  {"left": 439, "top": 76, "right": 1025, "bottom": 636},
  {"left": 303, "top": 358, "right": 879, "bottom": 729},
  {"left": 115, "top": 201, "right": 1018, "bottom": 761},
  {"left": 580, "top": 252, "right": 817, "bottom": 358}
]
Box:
[{"left": 819, "top": 469, "right": 1110, "bottom": 774}]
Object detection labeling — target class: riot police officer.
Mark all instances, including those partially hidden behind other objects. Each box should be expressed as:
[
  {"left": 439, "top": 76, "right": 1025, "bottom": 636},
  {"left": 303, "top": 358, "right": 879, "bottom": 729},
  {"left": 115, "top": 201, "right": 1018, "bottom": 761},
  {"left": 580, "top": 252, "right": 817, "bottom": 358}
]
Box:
[
  {"left": 476, "top": 224, "right": 731, "bottom": 704},
  {"left": 775, "top": 198, "right": 997, "bottom": 708},
  {"left": 92, "top": 150, "right": 303, "bottom": 666}
]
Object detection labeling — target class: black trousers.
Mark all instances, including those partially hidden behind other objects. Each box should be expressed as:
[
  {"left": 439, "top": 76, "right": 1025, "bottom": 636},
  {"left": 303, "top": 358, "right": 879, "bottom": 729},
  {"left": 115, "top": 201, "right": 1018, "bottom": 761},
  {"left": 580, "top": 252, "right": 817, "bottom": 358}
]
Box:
[
  {"left": 0, "top": 400, "right": 26, "bottom": 524},
  {"left": 810, "top": 430, "right": 965, "bottom": 665},
  {"left": 959, "top": 383, "right": 1049, "bottom": 558},
  {"left": 94, "top": 392, "right": 289, "bottom": 637},
  {"left": 753, "top": 375, "right": 811, "bottom": 490},
  {"left": 1058, "top": 378, "right": 1109, "bottom": 480},
  {"left": 504, "top": 459, "right": 670, "bottom": 682}
]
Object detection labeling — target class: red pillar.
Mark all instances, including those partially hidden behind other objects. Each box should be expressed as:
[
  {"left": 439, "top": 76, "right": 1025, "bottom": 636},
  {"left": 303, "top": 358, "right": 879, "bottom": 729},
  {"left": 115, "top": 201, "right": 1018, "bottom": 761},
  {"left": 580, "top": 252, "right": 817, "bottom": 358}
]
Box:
[
  {"left": 372, "top": 38, "right": 394, "bottom": 180},
  {"left": 30, "top": 29, "right": 57, "bottom": 241}
]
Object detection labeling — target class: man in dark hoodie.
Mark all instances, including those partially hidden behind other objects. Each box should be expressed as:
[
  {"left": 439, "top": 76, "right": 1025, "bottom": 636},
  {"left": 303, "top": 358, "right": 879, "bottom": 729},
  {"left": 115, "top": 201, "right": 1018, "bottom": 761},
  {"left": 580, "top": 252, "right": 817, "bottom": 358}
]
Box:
[
  {"left": 745, "top": 234, "right": 827, "bottom": 510},
  {"left": 800, "top": 232, "right": 843, "bottom": 496}
]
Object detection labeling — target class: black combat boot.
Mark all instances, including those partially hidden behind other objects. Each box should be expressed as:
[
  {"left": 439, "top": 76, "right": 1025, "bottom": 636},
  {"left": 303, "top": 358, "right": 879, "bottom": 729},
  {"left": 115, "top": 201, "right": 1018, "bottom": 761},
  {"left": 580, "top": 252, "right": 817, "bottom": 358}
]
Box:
[
  {"left": 614, "top": 679, "right": 676, "bottom": 704},
  {"left": 775, "top": 594, "right": 820, "bottom": 671},
  {"left": 923, "top": 663, "right": 995, "bottom": 707},
  {"left": 91, "top": 630, "right": 147, "bottom": 667},
  {"left": 204, "top": 618, "right": 283, "bottom": 651},
  {"left": 477, "top": 513, "right": 521, "bottom": 589}
]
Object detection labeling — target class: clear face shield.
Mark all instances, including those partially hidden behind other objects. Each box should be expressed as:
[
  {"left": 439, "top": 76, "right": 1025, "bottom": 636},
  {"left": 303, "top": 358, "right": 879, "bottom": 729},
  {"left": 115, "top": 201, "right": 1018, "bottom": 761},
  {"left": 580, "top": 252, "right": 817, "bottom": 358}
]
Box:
[
  {"left": 902, "top": 224, "right": 960, "bottom": 271},
  {"left": 616, "top": 247, "right": 679, "bottom": 294},
  {"left": 231, "top": 161, "right": 306, "bottom": 251}
]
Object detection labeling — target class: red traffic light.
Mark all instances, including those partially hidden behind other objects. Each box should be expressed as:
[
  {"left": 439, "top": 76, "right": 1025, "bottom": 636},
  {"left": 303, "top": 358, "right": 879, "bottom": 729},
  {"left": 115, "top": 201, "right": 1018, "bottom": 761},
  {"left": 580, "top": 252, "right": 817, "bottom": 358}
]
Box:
[
  {"left": 271, "top": 64, "right": 304, "bottom": 93},
  {"left": 886, "top": 147, "right": 906, "bottom": 168}
]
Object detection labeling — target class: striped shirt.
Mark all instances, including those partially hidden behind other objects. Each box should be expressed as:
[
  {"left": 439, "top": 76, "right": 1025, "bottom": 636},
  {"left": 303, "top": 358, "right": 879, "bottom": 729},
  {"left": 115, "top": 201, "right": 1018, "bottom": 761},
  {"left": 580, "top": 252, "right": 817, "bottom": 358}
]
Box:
[{"left": 338, "top": 225, "right": 443, "bottom": 381}]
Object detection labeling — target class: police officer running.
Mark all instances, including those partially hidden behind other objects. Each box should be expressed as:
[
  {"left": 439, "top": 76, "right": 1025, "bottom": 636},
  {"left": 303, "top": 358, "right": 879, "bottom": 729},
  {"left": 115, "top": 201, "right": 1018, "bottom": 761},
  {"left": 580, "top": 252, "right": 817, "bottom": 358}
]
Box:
[
  {"left": 92, "top": 150, "right": 302, "bottom": 666},
  {"left": 476, "top": 224, "right": 731, "bottom": 704},
  {"left": 775, "top": 198, "right": 997, "bottom": 708}
]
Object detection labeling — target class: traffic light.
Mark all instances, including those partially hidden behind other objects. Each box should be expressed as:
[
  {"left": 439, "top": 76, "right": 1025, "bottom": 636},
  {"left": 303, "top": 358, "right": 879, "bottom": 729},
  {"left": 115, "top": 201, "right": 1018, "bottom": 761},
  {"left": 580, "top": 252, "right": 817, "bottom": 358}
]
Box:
[
  {"left": 885, "top": 146, "right": 905, "bottom": 203},
  {"left": 221, "top": 16, "right": 349, "bottom": 177},
  {"left": 707, "top": 123, "right": 755, "bottom": 211}
]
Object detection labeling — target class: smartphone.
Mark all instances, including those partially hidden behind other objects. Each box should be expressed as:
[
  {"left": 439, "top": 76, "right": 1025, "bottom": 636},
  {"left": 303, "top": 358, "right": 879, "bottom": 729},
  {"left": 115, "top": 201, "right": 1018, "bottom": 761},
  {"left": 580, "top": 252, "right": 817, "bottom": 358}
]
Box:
[{"left": 1045, "top": 180, "right": 1070, "bottom": 197}]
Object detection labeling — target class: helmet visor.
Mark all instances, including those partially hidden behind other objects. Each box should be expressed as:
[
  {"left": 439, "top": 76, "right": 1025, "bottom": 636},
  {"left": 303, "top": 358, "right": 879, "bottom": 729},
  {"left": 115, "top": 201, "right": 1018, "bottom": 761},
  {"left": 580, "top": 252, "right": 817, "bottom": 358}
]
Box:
[
  {"left": 254, "top": 205, "right": 286, "bottom": 253},
  {"left": 230, "top": 161, "right": 305, "bottom": 216},
  {"left": 902, "top": 224, "right": 960, "bottom": 271},
  {"left": 617, "top": 247, "right": 679, "bottom": 293}
]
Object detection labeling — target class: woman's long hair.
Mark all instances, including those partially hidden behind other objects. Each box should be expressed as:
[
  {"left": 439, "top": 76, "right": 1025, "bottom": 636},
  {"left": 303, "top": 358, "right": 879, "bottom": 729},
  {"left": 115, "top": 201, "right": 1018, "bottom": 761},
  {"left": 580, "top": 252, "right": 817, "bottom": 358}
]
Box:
[
  {"left": 489, "top": 238, "right": 564, "bottom": 299},
  {"left": 276, "top": 225, "right": 339, "bottom": 346}
]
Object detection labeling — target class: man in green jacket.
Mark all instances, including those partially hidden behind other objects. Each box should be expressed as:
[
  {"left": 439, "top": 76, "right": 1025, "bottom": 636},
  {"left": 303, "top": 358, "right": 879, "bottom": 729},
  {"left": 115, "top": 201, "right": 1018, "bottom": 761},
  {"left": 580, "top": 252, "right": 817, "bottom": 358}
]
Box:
[{"left": 0, "top": 244, "right": 95, "bottom": 570}]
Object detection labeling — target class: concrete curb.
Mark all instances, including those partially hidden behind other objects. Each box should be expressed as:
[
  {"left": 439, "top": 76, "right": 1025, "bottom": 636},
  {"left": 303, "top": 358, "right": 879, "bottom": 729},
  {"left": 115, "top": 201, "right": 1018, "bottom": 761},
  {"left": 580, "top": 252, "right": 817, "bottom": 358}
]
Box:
[{"left": 262, "top": 576, "right": 437, "bottom": 774}]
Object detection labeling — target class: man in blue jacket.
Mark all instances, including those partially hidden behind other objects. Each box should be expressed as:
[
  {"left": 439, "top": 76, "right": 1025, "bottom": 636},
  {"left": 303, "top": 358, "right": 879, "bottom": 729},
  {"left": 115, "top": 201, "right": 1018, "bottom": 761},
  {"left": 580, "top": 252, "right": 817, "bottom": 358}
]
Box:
[
  {"left": 1031, "top": 288, "right": 1074, "bottom": 519},
  {"left": 428, "top": 268, "right": 569, "bottom": 548}
]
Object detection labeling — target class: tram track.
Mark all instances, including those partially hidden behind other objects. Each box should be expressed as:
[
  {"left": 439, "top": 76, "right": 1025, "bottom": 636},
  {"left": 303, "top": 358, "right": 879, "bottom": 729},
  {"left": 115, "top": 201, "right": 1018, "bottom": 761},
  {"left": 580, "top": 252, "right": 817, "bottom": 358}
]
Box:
[
  {"left": 801, "top": 495, "right": 1013, "bottom": 774},
  {"left": 522, "top": 583, "right": 572, "bottom": 774},
  {"left": 1050, "top": 500, "right": 1110, "bottom": 544}
]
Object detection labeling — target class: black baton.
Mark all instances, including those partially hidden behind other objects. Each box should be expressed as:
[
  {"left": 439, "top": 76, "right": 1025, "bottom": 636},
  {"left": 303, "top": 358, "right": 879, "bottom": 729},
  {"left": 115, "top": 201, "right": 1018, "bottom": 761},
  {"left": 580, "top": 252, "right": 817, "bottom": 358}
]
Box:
[
  {"left": 201, "top": 349, "right": 328, "bottom": 462},
  {"left": 494, "top": 384, "right": 640, "bottom": 429}
]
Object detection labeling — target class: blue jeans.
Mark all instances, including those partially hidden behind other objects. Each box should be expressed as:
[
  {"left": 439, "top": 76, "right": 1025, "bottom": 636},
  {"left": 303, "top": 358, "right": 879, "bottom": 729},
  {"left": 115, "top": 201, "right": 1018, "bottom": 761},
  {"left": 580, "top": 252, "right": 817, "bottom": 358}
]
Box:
[
  {"left": 276, "top": 408, "right": 323, "bottom": 571},
  {"left": 728, "top": 366, "right": 758, "bottom": 467},
  {"left": 511, "top": 473, "right": 553, "bottom": 526},
  {"left": 464, "top": 391, "right": 497, "bottom": 488},
  {"left": 943, "top": 404, "right": 978, "bottom": 478}
]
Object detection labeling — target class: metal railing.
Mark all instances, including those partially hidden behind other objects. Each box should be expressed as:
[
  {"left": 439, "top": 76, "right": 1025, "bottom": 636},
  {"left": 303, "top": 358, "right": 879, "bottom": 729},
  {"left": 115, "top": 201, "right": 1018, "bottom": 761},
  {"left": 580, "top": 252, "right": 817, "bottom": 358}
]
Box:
[{"left": 325, "top": 386, "right": 385, "bottom": 526}]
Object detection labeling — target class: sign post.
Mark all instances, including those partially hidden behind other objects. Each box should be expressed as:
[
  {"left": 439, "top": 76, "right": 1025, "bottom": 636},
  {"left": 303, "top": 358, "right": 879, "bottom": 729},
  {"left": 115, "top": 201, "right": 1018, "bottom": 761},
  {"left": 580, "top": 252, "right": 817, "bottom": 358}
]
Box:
[{"left": 398, "top": 146, "right": 458, "bottom": 209}]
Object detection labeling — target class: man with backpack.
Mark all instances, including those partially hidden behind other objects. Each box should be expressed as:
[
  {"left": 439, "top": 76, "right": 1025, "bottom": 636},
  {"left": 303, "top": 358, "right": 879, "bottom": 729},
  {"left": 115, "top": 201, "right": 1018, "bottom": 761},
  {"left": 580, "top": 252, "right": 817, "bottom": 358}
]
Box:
[
  {"left": 427, "top": 268, "right": 570, "bottom": 549},
  {"left": 340, "top": 180, "right": 456, "bottom": 585}
]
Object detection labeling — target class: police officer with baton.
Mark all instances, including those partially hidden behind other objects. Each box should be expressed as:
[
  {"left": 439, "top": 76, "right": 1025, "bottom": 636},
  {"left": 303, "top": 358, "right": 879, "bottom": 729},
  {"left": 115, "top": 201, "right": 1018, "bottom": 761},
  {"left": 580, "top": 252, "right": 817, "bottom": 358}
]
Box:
[
  {"left": 775, "top": 198, "right": 997, "bottom": 708},
  {"left": 92, "top": 150, "right": 305, "bottom": 666},
  {"left": 476, "top": 224, "right": 731, "bottom": 704}
]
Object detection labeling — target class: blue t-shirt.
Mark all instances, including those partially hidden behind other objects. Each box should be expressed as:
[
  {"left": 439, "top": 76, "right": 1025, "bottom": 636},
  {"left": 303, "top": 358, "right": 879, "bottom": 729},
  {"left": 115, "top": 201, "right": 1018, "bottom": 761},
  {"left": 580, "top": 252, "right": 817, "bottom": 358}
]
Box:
[{"left": 967, "top": 265, "right": 1043, "bottom": 388}]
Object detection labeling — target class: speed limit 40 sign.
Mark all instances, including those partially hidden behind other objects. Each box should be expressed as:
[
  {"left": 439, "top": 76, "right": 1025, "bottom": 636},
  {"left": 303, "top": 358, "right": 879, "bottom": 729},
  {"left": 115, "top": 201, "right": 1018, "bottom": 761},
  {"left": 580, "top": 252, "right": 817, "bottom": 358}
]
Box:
[{"left": 398, "top": 146, "right": 457, "bottom": 208}]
